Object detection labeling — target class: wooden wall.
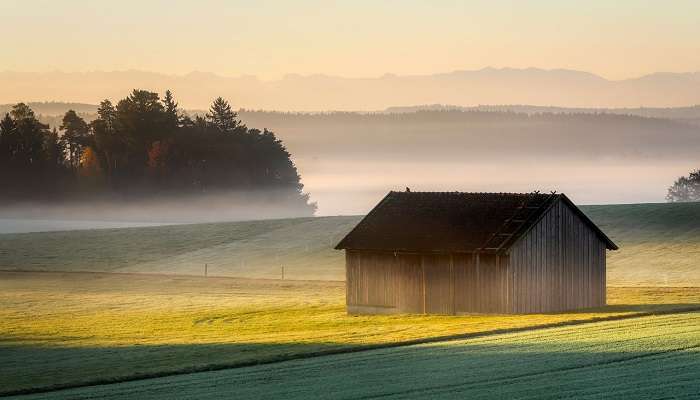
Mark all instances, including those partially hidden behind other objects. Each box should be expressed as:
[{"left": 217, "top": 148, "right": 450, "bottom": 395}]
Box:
[
  {"left": 346, "top": 251, "right": 508, "bottom": 314},
  {"left": 507, "top": 200, "right": 607, "bottom": 313},
  {"left": 345, "top": 199, "right": 608, "bottom": 315}
]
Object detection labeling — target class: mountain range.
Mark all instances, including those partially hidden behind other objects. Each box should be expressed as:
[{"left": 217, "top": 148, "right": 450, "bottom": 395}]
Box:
[{"left": 2, "top": 68, "right": 700, "bottom": 110}]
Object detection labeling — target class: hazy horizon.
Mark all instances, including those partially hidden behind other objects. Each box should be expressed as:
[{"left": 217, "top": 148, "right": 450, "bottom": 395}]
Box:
[
  {"left": 2, "top": 68, "right": 700, "bottom": 110},
  {"left": 2, "top": 1, "right": 699, "bottom": 80}
]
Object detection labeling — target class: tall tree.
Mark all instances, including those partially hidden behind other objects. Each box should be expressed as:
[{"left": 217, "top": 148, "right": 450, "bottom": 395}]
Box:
[
  {"left": 96, "top": 100, "right": 117, "bottom": 129},
  {"left": 207, "top": 97, "right": 239, "bottom": 133},
  {"left": 44, "top": 127, "right": 67, "bottom": 169},
  {"left": 91, "top": 100, "right": 120, "bottom": 177},
  {"left": 10, "top": 103, "right": 49, "bottom": 168},
  {"left": 0, "top": 113, "right": 17, "bottom": 165},
  {"left": 113, "top": 90, "right": 166, "bottom": 184},
  {"left": 60, "top": 110, "right": 90, "bottom": 170},
  {"left": 162, "top": 90, "right": 180, "bottom": 129}
]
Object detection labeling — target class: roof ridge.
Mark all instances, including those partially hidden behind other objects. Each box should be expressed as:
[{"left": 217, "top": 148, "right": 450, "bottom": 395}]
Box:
[{"left": 390, "top": 191, "right": 554, "bottom": 196}]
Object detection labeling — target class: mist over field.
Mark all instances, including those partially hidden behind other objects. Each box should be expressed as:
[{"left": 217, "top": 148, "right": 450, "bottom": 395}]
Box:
[
  {"left": 0, "top": 189, "right": 316, "bottom": 231},
  {"left": 3, "top": 102, "right": 699, "bottom": 217},
  {"left": 236, "top": 110, "right": 700, "bottom": 214}
]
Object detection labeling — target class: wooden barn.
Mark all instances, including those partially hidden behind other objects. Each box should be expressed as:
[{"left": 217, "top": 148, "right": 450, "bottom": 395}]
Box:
[{"left": 335, "top": 191, "right": 618, "bottom": 315}]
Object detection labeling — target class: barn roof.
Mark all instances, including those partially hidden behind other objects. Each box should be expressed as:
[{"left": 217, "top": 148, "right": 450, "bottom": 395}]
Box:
[{"left": 335, "top": 191, "right": 618, "bottom": 253}]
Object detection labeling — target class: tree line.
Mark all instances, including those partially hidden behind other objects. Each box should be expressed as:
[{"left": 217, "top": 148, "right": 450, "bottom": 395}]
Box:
[{"left": 0, "top": 89, "right": 315, "bottom": 214}]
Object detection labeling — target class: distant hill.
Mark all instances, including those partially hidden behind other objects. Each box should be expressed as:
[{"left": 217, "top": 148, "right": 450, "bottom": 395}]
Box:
[
  {"left": 4, "top": 100, "right": 700, "bottom": 127},
  {"left": 0, "top": 101, "right": 98, "bottom": 115},
  {"left": 1, "top": 201, "right": 699, "bottom": 286},
  {"left": 1, "top": 68, "right": 700, "bottom": 110},
  {"left": 384, "top": 104, "right": 700, "bottom": 126}
]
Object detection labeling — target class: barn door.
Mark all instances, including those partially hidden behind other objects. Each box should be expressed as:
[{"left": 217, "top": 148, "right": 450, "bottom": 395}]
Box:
[{"left": 423, "top": 255, "right": 454, "bottom": 315}]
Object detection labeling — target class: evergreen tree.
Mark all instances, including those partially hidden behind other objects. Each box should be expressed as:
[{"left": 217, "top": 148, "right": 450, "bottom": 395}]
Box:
[
  {"left": 162, "top": 90, "right": 180, "bottom": 129},
  {"left": 207, "top": 97, "right": 239, "bottom": 133},
  {"left": 0, "top": 113, "right": 17, "bottom": 164}
]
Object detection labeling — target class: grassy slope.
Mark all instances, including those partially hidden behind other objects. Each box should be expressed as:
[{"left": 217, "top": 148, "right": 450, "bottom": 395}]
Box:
[
  {"left": 0, "top": 203, "right": 700, "bottom": 286},
  {"left": 2, "top": 271, "right": 699, "bottom": 396},
  {"left": 0, "top": 216, "right": 360, "bottom": 280},
  {"left": 583, "top": 202, "right": 700, "bottom": 286},
  {"left": 1, "top": 201, "right": 700, "bottom": 285},
  {"left": 12, "top": 311, "right": 700, "bottom": 400}
]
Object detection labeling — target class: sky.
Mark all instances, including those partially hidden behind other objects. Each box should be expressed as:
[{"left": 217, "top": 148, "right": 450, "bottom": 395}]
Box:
[{"left": 1, "top": 0, "right": 699, "bottom": 80}]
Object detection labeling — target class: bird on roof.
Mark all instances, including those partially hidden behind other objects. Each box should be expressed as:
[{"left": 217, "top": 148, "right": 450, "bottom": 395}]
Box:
[{"left": 405, "top": 187, "right": 411, "bottom": 192}]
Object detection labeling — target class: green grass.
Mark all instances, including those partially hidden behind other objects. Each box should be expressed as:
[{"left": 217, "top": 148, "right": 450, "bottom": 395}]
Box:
[
  {"left": 1, "top": 202, "right": 700, "bottom": 285},
  {"left": 0, "top": 216, "right": 360, "bottom": 280},
  {"left": 10, "top": 310, "right": 700, "bottom": 399},
  {"left": 2, "top": 271, "right": 699, "bottom": 396},
  {"left": 583, "top": 202, "right": 700, "bottom": 286},
  {"left": 2, "top": 202, "right": 699, "bottom": 397}
]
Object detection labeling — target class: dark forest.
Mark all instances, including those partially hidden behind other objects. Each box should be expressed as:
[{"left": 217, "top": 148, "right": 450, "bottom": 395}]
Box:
[{"left": 0, "top": 90, "right": 315, "bottom": 215}]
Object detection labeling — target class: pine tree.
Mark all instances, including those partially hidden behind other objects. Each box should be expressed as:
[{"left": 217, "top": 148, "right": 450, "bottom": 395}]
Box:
[
  {"left": 206, "top": 97, "right": 239, "bottom": 133},
  {"left": 162, "top": 90, "right": 179, "bottom": 128}
]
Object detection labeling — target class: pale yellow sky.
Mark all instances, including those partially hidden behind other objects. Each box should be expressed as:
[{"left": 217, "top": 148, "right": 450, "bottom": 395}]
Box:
[{"left": 0, "top": 0, "right": 699, "bottom": 80}]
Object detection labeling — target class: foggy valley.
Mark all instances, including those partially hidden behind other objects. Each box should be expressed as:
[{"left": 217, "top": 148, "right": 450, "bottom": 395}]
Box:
[{"left": 2, "top": 101, "right": 698, "bottom": 217}]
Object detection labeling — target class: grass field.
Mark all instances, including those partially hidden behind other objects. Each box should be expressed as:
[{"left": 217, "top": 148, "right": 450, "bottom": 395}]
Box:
[
  {"left": 1, "top": 201, "right": 699, "bottom": 398},
  {"left": 0, "top": 216, "right": 359, "bottom": 280},
  {"left": 1, "top": 201, "right": 700, "bottom": 285},
  {"left": 584, "top": 202, "right": 700, "bottom": 286},
  {"left": 9, "top": 310, "right": 700, "bottom": 399},
  {"left": 1, "top": 271, "right": 699, "bottom": 396}
]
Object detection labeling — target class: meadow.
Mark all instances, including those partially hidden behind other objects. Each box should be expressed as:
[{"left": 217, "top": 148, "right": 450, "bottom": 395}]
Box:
[
  {"left": 0, "top": 216, "right": 359, "bottom": 280},
  {"left": 1, "top": 201, "right": 700, "bottom": 397},
  {"left": 1, "top": 271, "right": 699, "bottom": 396},
  {"left": 2, "top": 202, "right": 700, "bottom": 285},
  {"left": 8, "top": 308, "right": 700, "bottom": 399}
]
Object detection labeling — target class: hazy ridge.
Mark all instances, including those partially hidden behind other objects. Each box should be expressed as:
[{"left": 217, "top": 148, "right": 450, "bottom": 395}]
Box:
[{"left": 2, "top": 68, "right": 700, "bottom": 110}]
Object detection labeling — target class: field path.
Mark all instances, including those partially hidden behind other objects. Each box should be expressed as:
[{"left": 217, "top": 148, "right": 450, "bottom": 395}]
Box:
[{"left": 7, "top": 310, "right": 700, "bottom": 399}]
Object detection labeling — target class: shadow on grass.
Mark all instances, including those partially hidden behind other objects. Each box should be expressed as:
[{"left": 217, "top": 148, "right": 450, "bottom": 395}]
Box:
[
  {"left": 3, "top": 303, "right": 699, "bottom": 397},
  {"left": 5, "top": 325, "right": 700, "bottom": 400},
  {"left": 0, "top": 341, "right": 347, "bottom": 397}
]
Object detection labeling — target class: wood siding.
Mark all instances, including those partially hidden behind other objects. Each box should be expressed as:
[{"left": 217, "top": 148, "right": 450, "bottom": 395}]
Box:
[
  {"left": 346, "top": 251, "right": 508, "bottom": 314},
  {"left": 507, "top": 200, "right": 606, "bottom": 313},
  {"left": 345, "top": 199, "right": 608, "bottom": 315}
]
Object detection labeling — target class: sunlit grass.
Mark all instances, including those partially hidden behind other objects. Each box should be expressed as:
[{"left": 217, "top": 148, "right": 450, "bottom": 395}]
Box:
[
  {"left": 12, "top": 311, "right": 700, "bottom": 399},
  {"left": 1, "top": 271, "right": 699, "bottom": 395}
]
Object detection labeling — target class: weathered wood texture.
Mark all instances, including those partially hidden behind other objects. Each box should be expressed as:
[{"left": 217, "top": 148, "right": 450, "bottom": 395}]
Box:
[
  {"left": 346, "top": 252, "right": 507, "bottom": 314},
  {"left": 507, "top": 200, "right": 606, "bottom": 313},
  {"left": 345, "top": 199, "right": 608, "bottom": 315}
]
